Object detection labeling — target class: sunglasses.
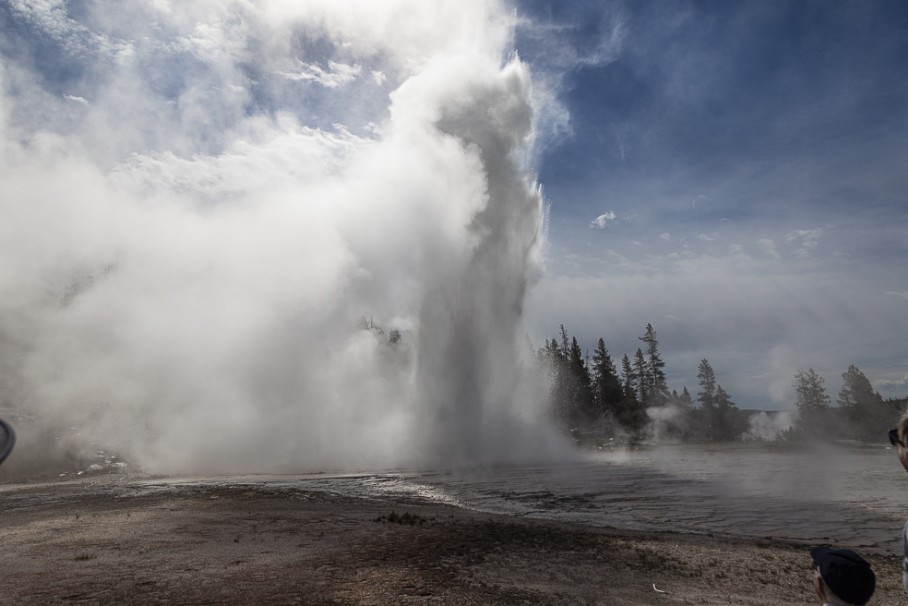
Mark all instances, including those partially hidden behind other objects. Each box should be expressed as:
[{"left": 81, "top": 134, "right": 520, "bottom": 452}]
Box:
[{"left": 889, "top": 428, "right": 906, "bottom": 448}]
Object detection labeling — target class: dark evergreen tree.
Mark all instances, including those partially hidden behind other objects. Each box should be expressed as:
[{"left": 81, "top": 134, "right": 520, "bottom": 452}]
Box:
[
  {"left": 537, "top": 337, "right": 568, "bottom": 423},
  {"left": 568, "top": 336, "right": 595, "bottom": 423},
  {"left": 715, "top": 385, "right": 732, "bottom": 408},
  {"left": 697, "top": 359, "right": 717, "bottom": 409},
  {"left": 639, "top": 323, "right": 670, "bottom": 406},
  {"left": 620, "top": 353, "right": 636, "bottom": 401},
  {"left": 838, "top": 365, "right": 879, "bottom": 408},
  {"left": 537, "top": 327, "right": 596, "bottom": 430},
  {"left": 838, "top": 365, "right": 887, "bottom": 441},
  {"left": 694, "top": 360, "right": 743, "bottom": 441},
  {"left": 794, "top": 368, "right": 830, "bottom": 435},
  {"left": 611, "top": 352, "right": 645, "bottom": 434},
  {"left": 696, "top": 359, "right": 717, "bottom": 440},
  {"left": 674, "top": 385, "right": 695, "bottom": 439},
  {"left": 712, "top": 384, "right": 746, "bottom": 441},
  {"left": 633, "top": 348, "right": 648, "bottom": 405},
  {"left": 591, "top": 338, "right": 623, "bottom": 419},
  {"left": 680, "top": 386, "right": 693, "bottom": 407},
  {"left": 795, "top": 368, "right": 829, "bottom": 412}
]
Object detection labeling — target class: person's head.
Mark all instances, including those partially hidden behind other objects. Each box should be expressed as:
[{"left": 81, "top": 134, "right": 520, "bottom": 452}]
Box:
[
  {"left": 811, "top": 546, "right": 875, "bottom": 606},
  {"left": 892, "top": 410, "right": 908, "bottom": 474}
]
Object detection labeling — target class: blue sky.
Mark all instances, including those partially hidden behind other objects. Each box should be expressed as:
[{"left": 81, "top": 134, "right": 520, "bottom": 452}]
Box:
[{"left": 513, "top": 1, "right": 908, "bottom": 408}]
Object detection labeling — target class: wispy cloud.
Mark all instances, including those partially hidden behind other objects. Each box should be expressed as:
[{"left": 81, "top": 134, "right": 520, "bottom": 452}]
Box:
[
  {"left": 756, "top": 238, "right": 781, "bottom": 259},
  {"left": 9, "top": 0, "right": 129, "bottom": 58},
  {"left": 878, "top": 372, "right": 908, "bottom": 397},
  {"left": 785, "top": 227, "right": 823, "bottom": 257},
  {"left": 513, "top": 4, "right": 627, "bottom": 157},
  {"left": 278, "top": 61, "right": 362, "bottom": 88},
  {"left": 589, "top": 211, "right": 616, "bottom": 229}
]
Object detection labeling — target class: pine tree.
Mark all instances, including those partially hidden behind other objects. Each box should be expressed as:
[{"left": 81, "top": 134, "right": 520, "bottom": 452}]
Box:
[
  {"left": 639, "top": 323, "right": 670, "bottom": 406},
  {"left": 559, "top": 325, "right": 570, "bottom": 359},
  {"left": 680, "top": 386, "right": 693, "bottom": 407},
  {"left": 838, "top": 364, "right": 886, "bottom": 441},
  {"left": 538, "top": 337, "right": 568, "bottom": 423},
  {"left": 615, "top": 352, "right": 645, "bottom": 434},
  {"left": 591, "top": 338, "right": 623, "bottom": 419},
  {"left": 538, "top": 327, "right": 598, "bottom": 429},
  {"left": 697, "top": 359, "right": 717, "bottom": 410},
  {"left": 695, "top": 360, "right": 743, "bottom": 441},
  {"left": 568, "top": 336, "right": 594, "bottom": 423},
  {"left": 838, "top": 365, "right": 878, "bottom": 408},
  {"left": 621, "top": 354, "right": 636, "bottom": 400},
  {"left": 633, "top": 348, "right": 648, "bottom": 405},
  {"left": 713, "top": 384, "right": 744, "bottom": 441},
  {"left": 795, "top": 368, "right": 829, "bottom": 412},
  {"left": 674, "top": 386, "right": 695, "bottom": 439},
  {"left": 794, "top": 368, "right": 830, "bottom": 435}
]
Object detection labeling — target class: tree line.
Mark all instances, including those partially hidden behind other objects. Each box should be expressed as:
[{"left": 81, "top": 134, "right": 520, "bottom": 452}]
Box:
[
  {"left": 536, "top": 324, "right": 904, "bottom": 445},
  {"left": 787, "top": 365, "right": 904, "bottom": 442}
]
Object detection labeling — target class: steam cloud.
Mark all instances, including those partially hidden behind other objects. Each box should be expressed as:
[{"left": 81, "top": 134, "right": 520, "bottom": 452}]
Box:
[{"left": 0, "top": 0, "right": 567, "bottom": 473}]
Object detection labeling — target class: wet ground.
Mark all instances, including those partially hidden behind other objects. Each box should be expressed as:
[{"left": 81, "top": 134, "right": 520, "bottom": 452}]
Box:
[
  {"left": 4, "top": 442, "right": 903, "bottom": 554},
  {"left": 3, "top": 443, "right": 908, "bottom": 604},
  {"left": 364, "top": 443, "right": 908, "bottom": 553}
]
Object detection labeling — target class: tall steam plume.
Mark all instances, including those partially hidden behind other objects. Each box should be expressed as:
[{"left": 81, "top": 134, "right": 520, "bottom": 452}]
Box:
[{"left": 0, "top": 0, "right": 567, "bottom": 472}]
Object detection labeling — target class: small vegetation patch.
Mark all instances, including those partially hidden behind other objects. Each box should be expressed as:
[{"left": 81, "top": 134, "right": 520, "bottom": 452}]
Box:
[
  {"left": 374, "top": 511, "right": 432, "bottom": 526},
  {"left": 73, "top": 553, "right": 97, "bottom": 562}
]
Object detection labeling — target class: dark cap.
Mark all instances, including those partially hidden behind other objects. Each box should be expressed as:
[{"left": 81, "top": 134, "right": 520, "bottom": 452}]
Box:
[{"left": 811, "top": 546, "right": 875, "bottom": 605}]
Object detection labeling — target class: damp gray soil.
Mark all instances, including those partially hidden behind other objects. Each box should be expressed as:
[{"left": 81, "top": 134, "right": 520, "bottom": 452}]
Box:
[{"left": 1, "top": 443, "right": 906, "bottom": 605}]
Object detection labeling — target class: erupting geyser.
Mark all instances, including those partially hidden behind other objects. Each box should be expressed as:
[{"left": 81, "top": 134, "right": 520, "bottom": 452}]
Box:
[{"left": 0, "top": 0, "right": 568, "bottom": 473}]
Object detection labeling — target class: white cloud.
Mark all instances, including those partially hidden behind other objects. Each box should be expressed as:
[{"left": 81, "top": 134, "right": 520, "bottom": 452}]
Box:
[
  {"left": 659, "top": 232, "right": 671, "bottom": 241},
  {"left": 785, "top": 229, "right": 814, "bottom": 243},
  {"left": 63, "top": 94, "right": 88, "bottom": 105},
  {"left": 278, "top": 61, "right": 363, "bottom": 88},
  {"left": 879, "top": 372, "right": 908, "bottom": 390},
  {"left": 9, "top": 0, "right": 130, "bottom": 58},
  {"left": 756, "top": 238, "right": 781, "bottom": 259},
  {"left": 511, "top": 6, "right": 626, "bottom": 162},
  {"left": 785, "top": 227, "right": 823, "bottom": 257},
  {"left": 589, "top": 210, "right": 616, "bottom": 229},
  {"left": 697, "top": 232, "right": 717, "bottom": 241},
  {"left": 885, "top": 291, "right": 908, "bottom": 300}
]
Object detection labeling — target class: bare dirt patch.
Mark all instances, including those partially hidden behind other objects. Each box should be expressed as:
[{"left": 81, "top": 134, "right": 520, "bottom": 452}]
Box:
[{"left": 0, "top": 480, "right": 903, "bottom": 605}]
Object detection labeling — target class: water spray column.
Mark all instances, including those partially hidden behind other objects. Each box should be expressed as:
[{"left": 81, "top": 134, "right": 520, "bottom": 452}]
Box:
[{"left": 393, "top": 55, "right": 548, "bottom": 467}]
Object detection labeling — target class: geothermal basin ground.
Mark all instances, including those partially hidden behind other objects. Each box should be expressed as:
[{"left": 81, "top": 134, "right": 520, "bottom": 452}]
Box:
[{"left": 1, "top": 444, "right": 907, "bottom": 605}]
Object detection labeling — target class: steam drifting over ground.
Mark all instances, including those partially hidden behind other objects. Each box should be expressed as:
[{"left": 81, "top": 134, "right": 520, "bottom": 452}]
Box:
[{"left": 0, "top": 1, "right": 569, "bottom": 473}]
